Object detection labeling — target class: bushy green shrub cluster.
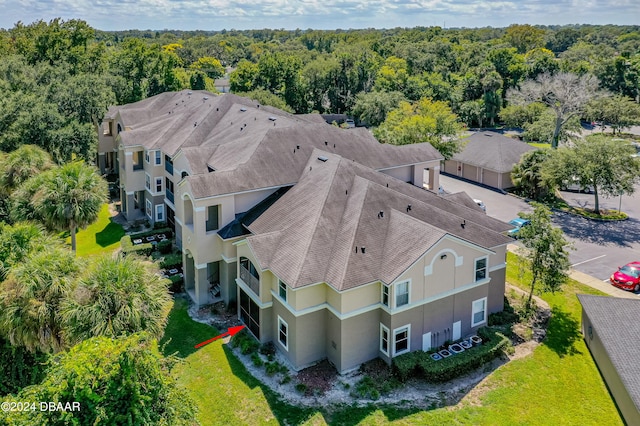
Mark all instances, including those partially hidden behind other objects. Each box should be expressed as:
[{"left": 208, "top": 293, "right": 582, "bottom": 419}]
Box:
[
  {"left": 120, "top": 235, "right": 153, "bottom": 256},
  {"left": 0, "top": 337, "right": 47, "bottom": 396},
  {"left": 167, "top": 274, "right": 183, "bottom": 293},
  {"left": 230, "top": 329, "right": 259, "bottom": 355},
  {"left": 157, "top": 239, "right": 172, "bottom": 254},
  {"left": 393, "top": 327, "right": 511, "bottom": 383},
  {"left": 351, "top": 376, "right": 381, "bottom": 400}
]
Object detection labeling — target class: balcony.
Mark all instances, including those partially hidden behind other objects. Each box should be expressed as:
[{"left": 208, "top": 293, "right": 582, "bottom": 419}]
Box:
[
  {"left": 239, "top": 265, "right": 260, "bottom": 297},
  {"left": 166, "top": 189, "right": 174, "bottom": 204},
  {"left": 165, "top": 161, "right": 174, "bottom": 175}
]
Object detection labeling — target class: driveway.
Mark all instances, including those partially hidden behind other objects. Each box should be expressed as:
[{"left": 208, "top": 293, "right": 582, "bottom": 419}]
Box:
[{"left": 440, "top": 175, "right": 640, "bottom": 286}]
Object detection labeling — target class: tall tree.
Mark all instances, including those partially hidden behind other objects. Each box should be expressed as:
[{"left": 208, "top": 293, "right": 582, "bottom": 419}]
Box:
[
  {"left": 352, "top": 90, "right": 406, "bottom": 127},
  {"left": 585, "top": 94, "right": 640, "bottom": 134},
  {"left": 1, "top": 333, "right": 197, "bottom": 425},
  {"left": 374, "top": 98, "right": 464, "bottom": 159},
  {"left": 30, "top": 162, "right": 108, "bottom": 253},
  {"left": 517, "top": 203, "right": 571, "bottom": 310},
  {"left": 0, "top": 145, "right": 53, "bottom": 195},
  {"left": 504, "top": 24, "right": 546, "bottom": 54},
  {"left": 62, "top": 255, "right": 173, "bottom": 345},
  {"left": 542, "top": 135, "right": 640, "bottom": 213},
  {"left": 507, "top": 72, "right": 601, "bottom": 148}
]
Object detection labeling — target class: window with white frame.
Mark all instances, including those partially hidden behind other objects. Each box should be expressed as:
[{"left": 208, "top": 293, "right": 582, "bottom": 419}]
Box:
[
  {"left": 395, "top": 281, "right": 409, "bottom": 308},
  {"left": 380, "top": 324, "right": 390, "bottom": 356},
  {"left": 381, "top": 284, "right": 389, "bottom": 307},
  {"left": 155, "top": 204, "right": 165, "bottom": 222},
  {"left": 278, "top": 280, "right": 287, "bottom": 302},
  {"left": 472, "top": 298, "right": 487, "bottom": 327},
  {"left": 278, "top": 316, "right": 288, "bottom": 351},
  {"left": 475, "top": 257, "right": 488, "bottom": 282},
  {"left": 155, "top": 177, "right": 163, "bottom": 193},
  {"left": 145, "top": 173, "right": 151, "bottom": 191},
  {"left": 393, "top": 325, "right": 410, "bottom": 356},
  {"left": 154, "top": 150, "right": 162, "bottom": 165},
  {"left": 145, "top": 199, "right": 152, "bottom": 219}
]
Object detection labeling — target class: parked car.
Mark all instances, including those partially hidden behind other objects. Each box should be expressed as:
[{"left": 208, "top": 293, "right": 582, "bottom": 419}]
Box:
[
  {"left": 610, "top": 262, "right": 640, "bottom": 292},
  {"left": 507, "top": 218, "right": 530, "bottom": 238},
  {"left": 473, "top": 199, "right": 486, "bottom": 212},
  {"left": 560, "top": 177, "right": 593, "bottom": 194}
]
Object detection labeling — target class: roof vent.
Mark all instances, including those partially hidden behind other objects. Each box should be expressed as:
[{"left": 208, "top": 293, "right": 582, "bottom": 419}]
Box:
[
  {"left": 355, "top": 246, "right": 358, "bottom": 253},
  {"left": 204, "top": 96, "right": 209, "bottom": 100},
  {"left": 194, "top": 122, "right": 197, "bottom": 127},
  {"left": 257, "top": 104, "right": 260, "bottom": 108},
  {"left": 407, "top": 204, "right": 412, "bottom": 212},
  {"left": 207, "top": 166, "right": 215, "bottom": 173},
  {"left": 188, "top": 91, "right": 192, "bottom": 95},
  {"left": 378, "top": 211, "right": 384, "bottom": 219},
  {"left": 318, "top": 156, "right": 328, "bottom": 162},
  {"left": 296, "top": 145, "right": 300, "bottom": 150},
  {"left": 240, "top": 107, "right": 247, "bottom": 112},
  {"left": 361, "top": 247, "right": 366, "bottom": 254},
  {"left": 268, "top": 116, "right": 277, "bottom": 121},
  {"left": 484, "top": 133, "right": 492, "bottom": 137},
  {"left": 216, "top": 107, "right": 219, "bottom": 111},
  {"left": 461, "top": 220, "right": 466, "bottom": 228}
]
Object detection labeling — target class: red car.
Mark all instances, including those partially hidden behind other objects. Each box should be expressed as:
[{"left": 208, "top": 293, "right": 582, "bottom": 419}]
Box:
[{"left": 610, "top": 262, "right": 640, "bottom": 292}]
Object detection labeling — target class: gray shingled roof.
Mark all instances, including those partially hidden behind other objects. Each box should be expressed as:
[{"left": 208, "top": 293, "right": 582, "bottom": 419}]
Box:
[
  {"left": 245, "top": 149, "right": 513, "bottom": 291},
  {"left": 578, "top": 294, "right": 640, "bottom": 414},
  {"left": 111, "top": 90, "right": 444, "bottom": 199},
  {"left": 452, "top": 132, "right": 536, "bottom": 173}
]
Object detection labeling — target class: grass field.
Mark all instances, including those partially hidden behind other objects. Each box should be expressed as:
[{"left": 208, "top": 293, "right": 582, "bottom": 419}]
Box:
[
  {"left": 527, "top": 142, "right": 551, "bottom": 149},
  {"left": 66, "top": 204, "right": 125, "bottom": 257},
  {"left": 160, "top": 254, "right": 623, "bottom": 425}
]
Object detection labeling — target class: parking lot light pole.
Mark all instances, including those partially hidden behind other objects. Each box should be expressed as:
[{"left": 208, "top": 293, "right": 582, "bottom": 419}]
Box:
[{"left": 619, "top": 191, "right": 623, "bottom": 213}]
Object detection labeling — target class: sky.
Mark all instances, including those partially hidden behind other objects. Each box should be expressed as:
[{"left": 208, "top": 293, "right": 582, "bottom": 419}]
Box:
[{"left": 0, "top": 0, "right": 638, "bottom": 31}]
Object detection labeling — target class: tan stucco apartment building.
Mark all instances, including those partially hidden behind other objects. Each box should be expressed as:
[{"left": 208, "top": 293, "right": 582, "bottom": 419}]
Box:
[{"left": 98, "top": 90, "right": 512, "bottom": 373}]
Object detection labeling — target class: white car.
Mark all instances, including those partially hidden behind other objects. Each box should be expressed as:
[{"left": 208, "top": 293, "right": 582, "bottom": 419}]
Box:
[{"left": 473, "top": 199, "right": 486, "bottom": 212}]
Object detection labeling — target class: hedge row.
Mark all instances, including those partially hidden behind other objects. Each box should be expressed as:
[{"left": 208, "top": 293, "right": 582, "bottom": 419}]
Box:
[
  {"left": 120, "top": 235, "right": 154, "bottom": 256},
  {"left": 159, "top": 254, "right": 182, "bottom": 269},
  {"left": 393, "top": 327, "right": 511, "bottom": 383},
  {"left": 129, "top": 227, "right": 174, "bottom": 240}
]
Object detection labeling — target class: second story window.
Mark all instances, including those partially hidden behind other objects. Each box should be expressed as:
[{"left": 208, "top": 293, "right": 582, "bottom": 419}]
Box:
[
  {"left": 132, "top": 151, "right": 143, "bottom": 171},
  {"left": 381, "top": 284, "right": 389, "bottom": 307},
  {"left": 155, "top": 150, "right": 162, "bottom": 165},
  {"left": 395, "top": 281, "right": 409, "bottom": 308},
  {"left": 205, "top": 205, "right": 219, "bottom": 232},
  {"left": 279, "top": 280, "right": 287, "bottom": 302},
  {"left": 145, "top": 174, "right": 151, "bottom": 191},
  {"left": 475, "top": 257, "right": 488, "bottom": 282},
  {"left": 155, "top": 177, "right": 163, "bottom": 193},
  {"left": 165, "top": 155, "right": 173, "bottom": 175}
]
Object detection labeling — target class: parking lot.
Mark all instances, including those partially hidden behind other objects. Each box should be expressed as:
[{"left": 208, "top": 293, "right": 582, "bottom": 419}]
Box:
[{"left": 439, "top": 174, "right": 640, "bottom": 283}]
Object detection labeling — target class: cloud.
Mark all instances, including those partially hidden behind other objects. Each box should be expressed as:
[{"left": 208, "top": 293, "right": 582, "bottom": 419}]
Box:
[{"left": 0, "top": 0, "right": 638, "bottom": 30}]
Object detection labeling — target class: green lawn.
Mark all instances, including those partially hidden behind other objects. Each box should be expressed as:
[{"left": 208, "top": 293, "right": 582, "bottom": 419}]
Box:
[
  {"left": 528, "top": 142, "right": 551, "bottom": 149},
  {"left": 66, "top": 204, "right": 125, "bottom": 257},
  {"left": 162, "top": 254, "right": 623, "bottom": 425}
]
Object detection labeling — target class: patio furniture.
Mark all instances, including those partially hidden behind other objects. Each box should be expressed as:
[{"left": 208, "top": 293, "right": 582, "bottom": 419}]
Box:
[
  {"left": 168, "top": 268, "right": 179, "bottom": 275},
  {"left": 133, "top": 239, "right": 143, "bottom": 244},
  {"left": 146, "top": 236, "right": 156, "bottom": 241}
]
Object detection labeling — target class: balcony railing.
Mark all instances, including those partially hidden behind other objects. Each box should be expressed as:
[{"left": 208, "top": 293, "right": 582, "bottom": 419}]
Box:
[
  {"left": 239, "top": 265, "right": 260, "bottom": 297},
  {"left": 166, "top": 189, "right": 174, "bottom": 204},
  {"left": 165, "top": 161, "right": 173, "bottom": 175}
]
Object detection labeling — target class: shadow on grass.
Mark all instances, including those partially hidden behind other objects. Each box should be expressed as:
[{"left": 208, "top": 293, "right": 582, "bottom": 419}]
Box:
[
  {"left": 160, "top": 296, "right": 220, "bottom": 359},
  {"left": 95, "top": 219, "right": 125, "bottom": 248},
  {"left": 544, "top": 307, "right": 582, "bottom": 357}
]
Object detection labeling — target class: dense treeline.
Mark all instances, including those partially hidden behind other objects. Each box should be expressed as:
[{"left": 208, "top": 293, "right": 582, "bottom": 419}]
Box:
[{"left": 0, "top": 21, "right": 638, "bottom": 157}]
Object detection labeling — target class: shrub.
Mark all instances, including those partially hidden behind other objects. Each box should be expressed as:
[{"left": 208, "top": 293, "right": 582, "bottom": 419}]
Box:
[
  {"left": 160, "top": 253, "right": 182, "bottom": 269},
  {"left": 265, "top": 361, "right": 287, "bottom": 376},
  {"left": 153, "top": 221, "right": 168, "bottom": 230},
  {"left": 167, "top": 275, "right": 183, "bottom": 293},
  {"left": 230, "top": 329, "right": 259, "bottom": 355},
  {"left": 295, "top": 383, "right": 307, "bottom": 394},
  {"left": 393, "top": 351, "right": 421, "bottom": 382},
  {"left": 259, "top": 342, "right": 276, "bottom": 357},
  {"left": 393, "top": 328, "right": 511, "bottom": 383},
  {"left": 120, "top": 236, "right": 153, "bottom": 256},
  {"left": 251, "top": 352, "right": 264, "bottom": 367},
  {"left": 352, "top": 376, "right": 381, "bottom": 400},
  {"left": 157, "top": 239, "right": 172, "bottom": 254}
]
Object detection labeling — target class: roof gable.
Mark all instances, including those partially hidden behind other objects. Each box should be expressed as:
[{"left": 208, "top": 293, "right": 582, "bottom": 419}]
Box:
[{"left": 452, "top": 132, "right": 536, "bottom": 173}]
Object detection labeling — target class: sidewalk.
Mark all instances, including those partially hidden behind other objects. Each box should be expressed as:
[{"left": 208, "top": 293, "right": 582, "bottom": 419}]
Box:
[{"left": 507, "top": 244, "right": 638, "bottom": 300}]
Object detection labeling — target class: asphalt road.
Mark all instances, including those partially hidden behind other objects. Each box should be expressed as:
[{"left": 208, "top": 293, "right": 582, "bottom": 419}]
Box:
[{"left": 439, "top": 174, "right": 640, "bottom": 282}]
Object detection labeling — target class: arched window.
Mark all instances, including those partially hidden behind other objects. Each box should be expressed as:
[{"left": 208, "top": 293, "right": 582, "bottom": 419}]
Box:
[
  {"left": 181, "top": 171, "right": 189, "bottom": 179},
  {"left": 240, "top": 257, "right": 259, "bottom": 280}
]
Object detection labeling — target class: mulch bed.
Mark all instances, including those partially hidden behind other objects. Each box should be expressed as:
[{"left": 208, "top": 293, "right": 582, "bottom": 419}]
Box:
[{"left": 296, "top": 359, "right": 337, "bottom": 396}]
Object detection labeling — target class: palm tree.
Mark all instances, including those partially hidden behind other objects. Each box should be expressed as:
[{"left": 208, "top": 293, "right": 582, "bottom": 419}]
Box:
[
  {"left": 0, "top": 145, "right": 53, "bottom": 196},
  {"left": 0, "top": 222, "right": 51, "bottom": 281},
  {"left": 0, "top": 245, "right": 81, "bottom": 353},
  {"left": 62, "top": 255, "right": 173, "bottom": 345},
  {"left": 32, "top": 161, "right": 108, "bottom": 253},
  {"left": 511, "top": 149, "right": 551, "bottom": 200}
]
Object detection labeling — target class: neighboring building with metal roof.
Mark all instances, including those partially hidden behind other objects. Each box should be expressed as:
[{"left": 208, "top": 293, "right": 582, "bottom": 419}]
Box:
[
  {"left": 97, "top": 90, "right": 513, "bottom": 373},
  {"left": 578, "top": 294, "right": 640, "bottom": 425},
  {"left": 443, "top": 131, "right": 536, "bottom": 190}
]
